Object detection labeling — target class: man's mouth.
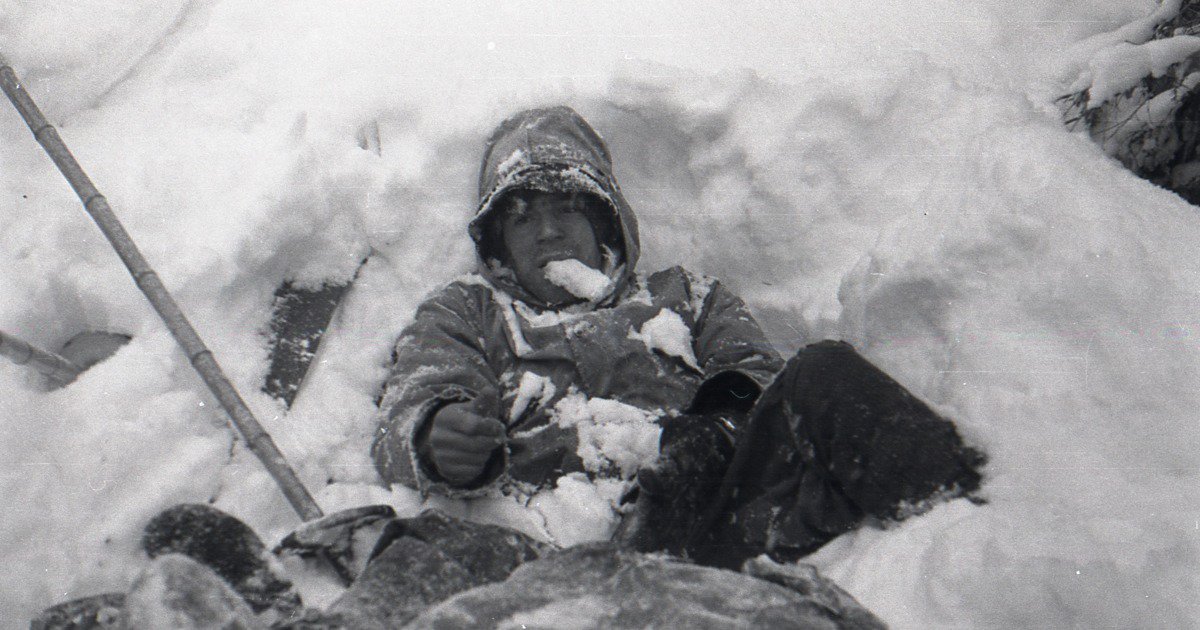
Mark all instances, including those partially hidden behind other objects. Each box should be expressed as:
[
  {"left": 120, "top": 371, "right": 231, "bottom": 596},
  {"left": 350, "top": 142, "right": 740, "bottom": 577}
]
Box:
[{"left": 537, "top": 252, "right": 576, "bottom": 267}]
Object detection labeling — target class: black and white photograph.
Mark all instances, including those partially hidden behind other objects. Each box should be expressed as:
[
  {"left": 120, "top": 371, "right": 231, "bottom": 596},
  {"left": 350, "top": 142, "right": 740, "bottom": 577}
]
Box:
[{"left": 2, "top": 1, "right": 1198, "bottom": 628}]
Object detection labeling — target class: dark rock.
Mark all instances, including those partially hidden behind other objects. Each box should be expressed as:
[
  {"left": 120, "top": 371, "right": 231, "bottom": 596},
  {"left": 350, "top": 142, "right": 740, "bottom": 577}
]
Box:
[
  {"left": 407, "top": 544, "right": 886, "bottom": 629},
  {"left": 58, "top": 331, "right": 130, "bottom": 373},
  {"left": 142, "top": 504, "right": 301, "bottom": 616},
  {"left": 131, "top": 507, "right": 885, "bottom": 629},
  {"left": 263, "top": 257, "right": 367, "bottom": 409},
  {"left": 325, "top": 509, "right": 548, "bottom": 629},
  {"left": 30, "top": 593, "right": 124, "bottom": 630},
  {"left": 1059, "top": 0, "right": 1200, "bottom": 205},
  {"left": 123, "top": 554, "right": 259, "bottom": 629},
  {"left": 275, "top": 504, "right": 396, "bottom": 580},
  {"left": 326, "top": 535, "right": 476, "bottom": 629},
  {"left": 367, "top": 509, "right": 549, "bottom": 582},
  {"left": 741, "top": 556, "right": 886, "bottom": 630}
]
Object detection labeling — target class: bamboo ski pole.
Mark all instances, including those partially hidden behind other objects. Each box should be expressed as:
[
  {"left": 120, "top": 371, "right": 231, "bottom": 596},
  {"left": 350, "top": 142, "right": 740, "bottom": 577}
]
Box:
[
  {"left": 0, "top": 56, "right": 325, "bottom": 524},
  {"left": 0, "top": 329, "right": 83, "bottom": 387}
]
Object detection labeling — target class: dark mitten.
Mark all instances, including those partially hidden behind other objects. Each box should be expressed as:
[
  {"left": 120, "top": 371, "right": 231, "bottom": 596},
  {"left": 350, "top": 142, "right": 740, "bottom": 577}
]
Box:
[{"left": 619, "top": 413, "right": 737, "bottom": 556}]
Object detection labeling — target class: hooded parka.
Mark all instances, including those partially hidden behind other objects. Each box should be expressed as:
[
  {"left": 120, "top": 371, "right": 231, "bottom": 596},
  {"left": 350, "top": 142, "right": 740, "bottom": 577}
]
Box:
[{"left": 372, "top": 106, "right": 783, "bottom": 497}]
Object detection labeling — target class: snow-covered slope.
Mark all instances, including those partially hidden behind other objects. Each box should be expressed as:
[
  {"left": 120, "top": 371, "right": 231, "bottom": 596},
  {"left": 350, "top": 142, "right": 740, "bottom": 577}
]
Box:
[{"left": 2, "top": 0, "right": 1197, "bottom": 627}]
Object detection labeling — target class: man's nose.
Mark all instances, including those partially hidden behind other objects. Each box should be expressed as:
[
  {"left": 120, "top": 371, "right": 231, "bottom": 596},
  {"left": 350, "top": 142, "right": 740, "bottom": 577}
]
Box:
[{"left": 536, "top": 214, "right": 564, "bottom": 240}]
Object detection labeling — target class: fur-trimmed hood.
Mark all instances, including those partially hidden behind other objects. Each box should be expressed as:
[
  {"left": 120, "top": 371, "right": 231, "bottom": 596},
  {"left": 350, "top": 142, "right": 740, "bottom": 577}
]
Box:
[{"left": 468, "top": 106, "right": 640, "bottom": 309}]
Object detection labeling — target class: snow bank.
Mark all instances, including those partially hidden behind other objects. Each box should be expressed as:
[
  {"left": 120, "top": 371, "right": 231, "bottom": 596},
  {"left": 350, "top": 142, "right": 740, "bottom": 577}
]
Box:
[{"left": 2, "top": 0, "right": 1198, "bottom": 628}]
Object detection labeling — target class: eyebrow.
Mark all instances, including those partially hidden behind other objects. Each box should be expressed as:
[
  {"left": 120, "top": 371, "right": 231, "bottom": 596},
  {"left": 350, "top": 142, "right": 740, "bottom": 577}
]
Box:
[{"left": 505, "top": 196, "right": 530, "bottom": 219}]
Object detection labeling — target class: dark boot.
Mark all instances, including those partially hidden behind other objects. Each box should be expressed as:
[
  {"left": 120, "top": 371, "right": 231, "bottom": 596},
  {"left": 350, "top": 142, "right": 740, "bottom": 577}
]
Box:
[
  {"left": 142, "top": 504, "right": 302, "bottom": 617},
  {"left": 698, "top": 340, "right": 986, "bottom": 568}
]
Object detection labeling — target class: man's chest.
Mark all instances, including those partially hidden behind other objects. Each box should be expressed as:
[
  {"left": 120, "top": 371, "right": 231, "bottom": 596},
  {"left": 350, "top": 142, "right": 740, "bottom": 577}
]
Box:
[{"left": 493, "top": 299, "right": 704, "bottom": 430}]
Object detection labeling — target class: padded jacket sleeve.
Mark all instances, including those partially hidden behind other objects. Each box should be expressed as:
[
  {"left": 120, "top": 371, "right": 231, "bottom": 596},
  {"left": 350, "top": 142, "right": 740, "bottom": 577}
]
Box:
[
  {"left": 371, "top": 282, "right": 505, "bottom": 496},
  {"left": 686, "top": 273, "right": 784, "bottom": 419}
]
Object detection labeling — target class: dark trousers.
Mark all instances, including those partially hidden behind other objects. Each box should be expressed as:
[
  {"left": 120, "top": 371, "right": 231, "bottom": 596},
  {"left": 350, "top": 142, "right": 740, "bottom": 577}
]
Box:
[{"left": 689, "top": 340, "right": 985, "bottom": 568}]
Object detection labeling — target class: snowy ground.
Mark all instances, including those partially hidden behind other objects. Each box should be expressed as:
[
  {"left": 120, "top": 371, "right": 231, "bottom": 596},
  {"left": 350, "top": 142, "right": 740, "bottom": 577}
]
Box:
[{"left": 2, "top": 0, "right": 1198, "bottom": 627}]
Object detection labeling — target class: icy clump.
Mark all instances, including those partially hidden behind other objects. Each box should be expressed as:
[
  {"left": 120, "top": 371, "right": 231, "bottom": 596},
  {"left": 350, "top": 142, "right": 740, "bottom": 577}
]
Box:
[
  {"left": 415, "top": 473, "right": 628, "bottom": 548},
  {"left": 685, "top": 273, "right": 715, "bottom": 318},
  {"left": 525, "top": 475, "right": 629, "bottom": 546},
  {"left": 543, "top": 259, "right": 613, "bottom": 302},
  {"left": 507, "top": 371, "right": 556, "bottom": 423},
  {"left": 551, "top": 392, "right": 661, "bottom": 478},
  {"left": 628, "top": 308, "right": 701, "bottom": 371},
  {"left": 410, "top": 390, "right": 658, "bottom": 549}
]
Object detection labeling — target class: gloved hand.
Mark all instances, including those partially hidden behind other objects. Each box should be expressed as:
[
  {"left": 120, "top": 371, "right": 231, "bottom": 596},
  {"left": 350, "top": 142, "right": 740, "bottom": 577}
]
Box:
[
  {"left": 617, "top": 412, "right": 739, "bottom": 556},
  {"left": 428, "top": 402, "right": 506, "bottom": 487},
  {"left": 637, "top": 412, "right": 735, "bottom": 497}
]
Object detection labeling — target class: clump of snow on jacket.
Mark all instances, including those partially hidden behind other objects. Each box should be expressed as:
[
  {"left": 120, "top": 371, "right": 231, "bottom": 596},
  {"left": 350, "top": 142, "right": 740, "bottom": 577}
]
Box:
[{"left": 372, "top": 106, "right": 782, "bottom": 541}]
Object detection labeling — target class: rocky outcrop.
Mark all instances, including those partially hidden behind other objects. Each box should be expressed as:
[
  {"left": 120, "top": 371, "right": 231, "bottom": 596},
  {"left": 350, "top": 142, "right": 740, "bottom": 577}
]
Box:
[
  {"left": 1060, "top": 0, "right": 1200, "bottom": 204},
  {"left": 45, "top": 507, "right": 885, "bottom": 629},
  {"left": 406, "top": 544, "right": 885, "bottom": 630}
]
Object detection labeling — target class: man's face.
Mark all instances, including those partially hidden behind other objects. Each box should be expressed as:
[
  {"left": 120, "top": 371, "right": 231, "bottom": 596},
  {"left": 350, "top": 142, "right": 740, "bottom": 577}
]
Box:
[{"left": 500, "top": 190, "right": 603, "bottom": 306}]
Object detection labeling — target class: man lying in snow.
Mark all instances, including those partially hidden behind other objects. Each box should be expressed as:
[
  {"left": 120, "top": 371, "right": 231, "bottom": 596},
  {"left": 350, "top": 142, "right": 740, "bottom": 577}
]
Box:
[
  {"left": 372, "top": 105, "right": 986, "bottom": 567},
  {"left": 41, "top": 106, "right": 983, "bottom": 628}
]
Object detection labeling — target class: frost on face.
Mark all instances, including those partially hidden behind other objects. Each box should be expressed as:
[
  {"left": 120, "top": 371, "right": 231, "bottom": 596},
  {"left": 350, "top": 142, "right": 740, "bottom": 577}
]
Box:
[
  {"left": 543, "top": 259, "right": 614, "bottom": 302},
  {"left": 551, "top": 391, "right": 662, "bottom": 478},
  {"left": 508, "top": 371, "right": 557, "bottom": 423},
  {"left": 628, "top": 308, "right": 700, "bottom": 371}
]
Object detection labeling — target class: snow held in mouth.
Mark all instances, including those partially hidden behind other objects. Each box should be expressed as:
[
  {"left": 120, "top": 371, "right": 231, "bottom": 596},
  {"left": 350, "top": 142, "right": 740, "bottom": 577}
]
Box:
[{"left": 543, "top": 259, "right": 613, "bottom": 302}]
